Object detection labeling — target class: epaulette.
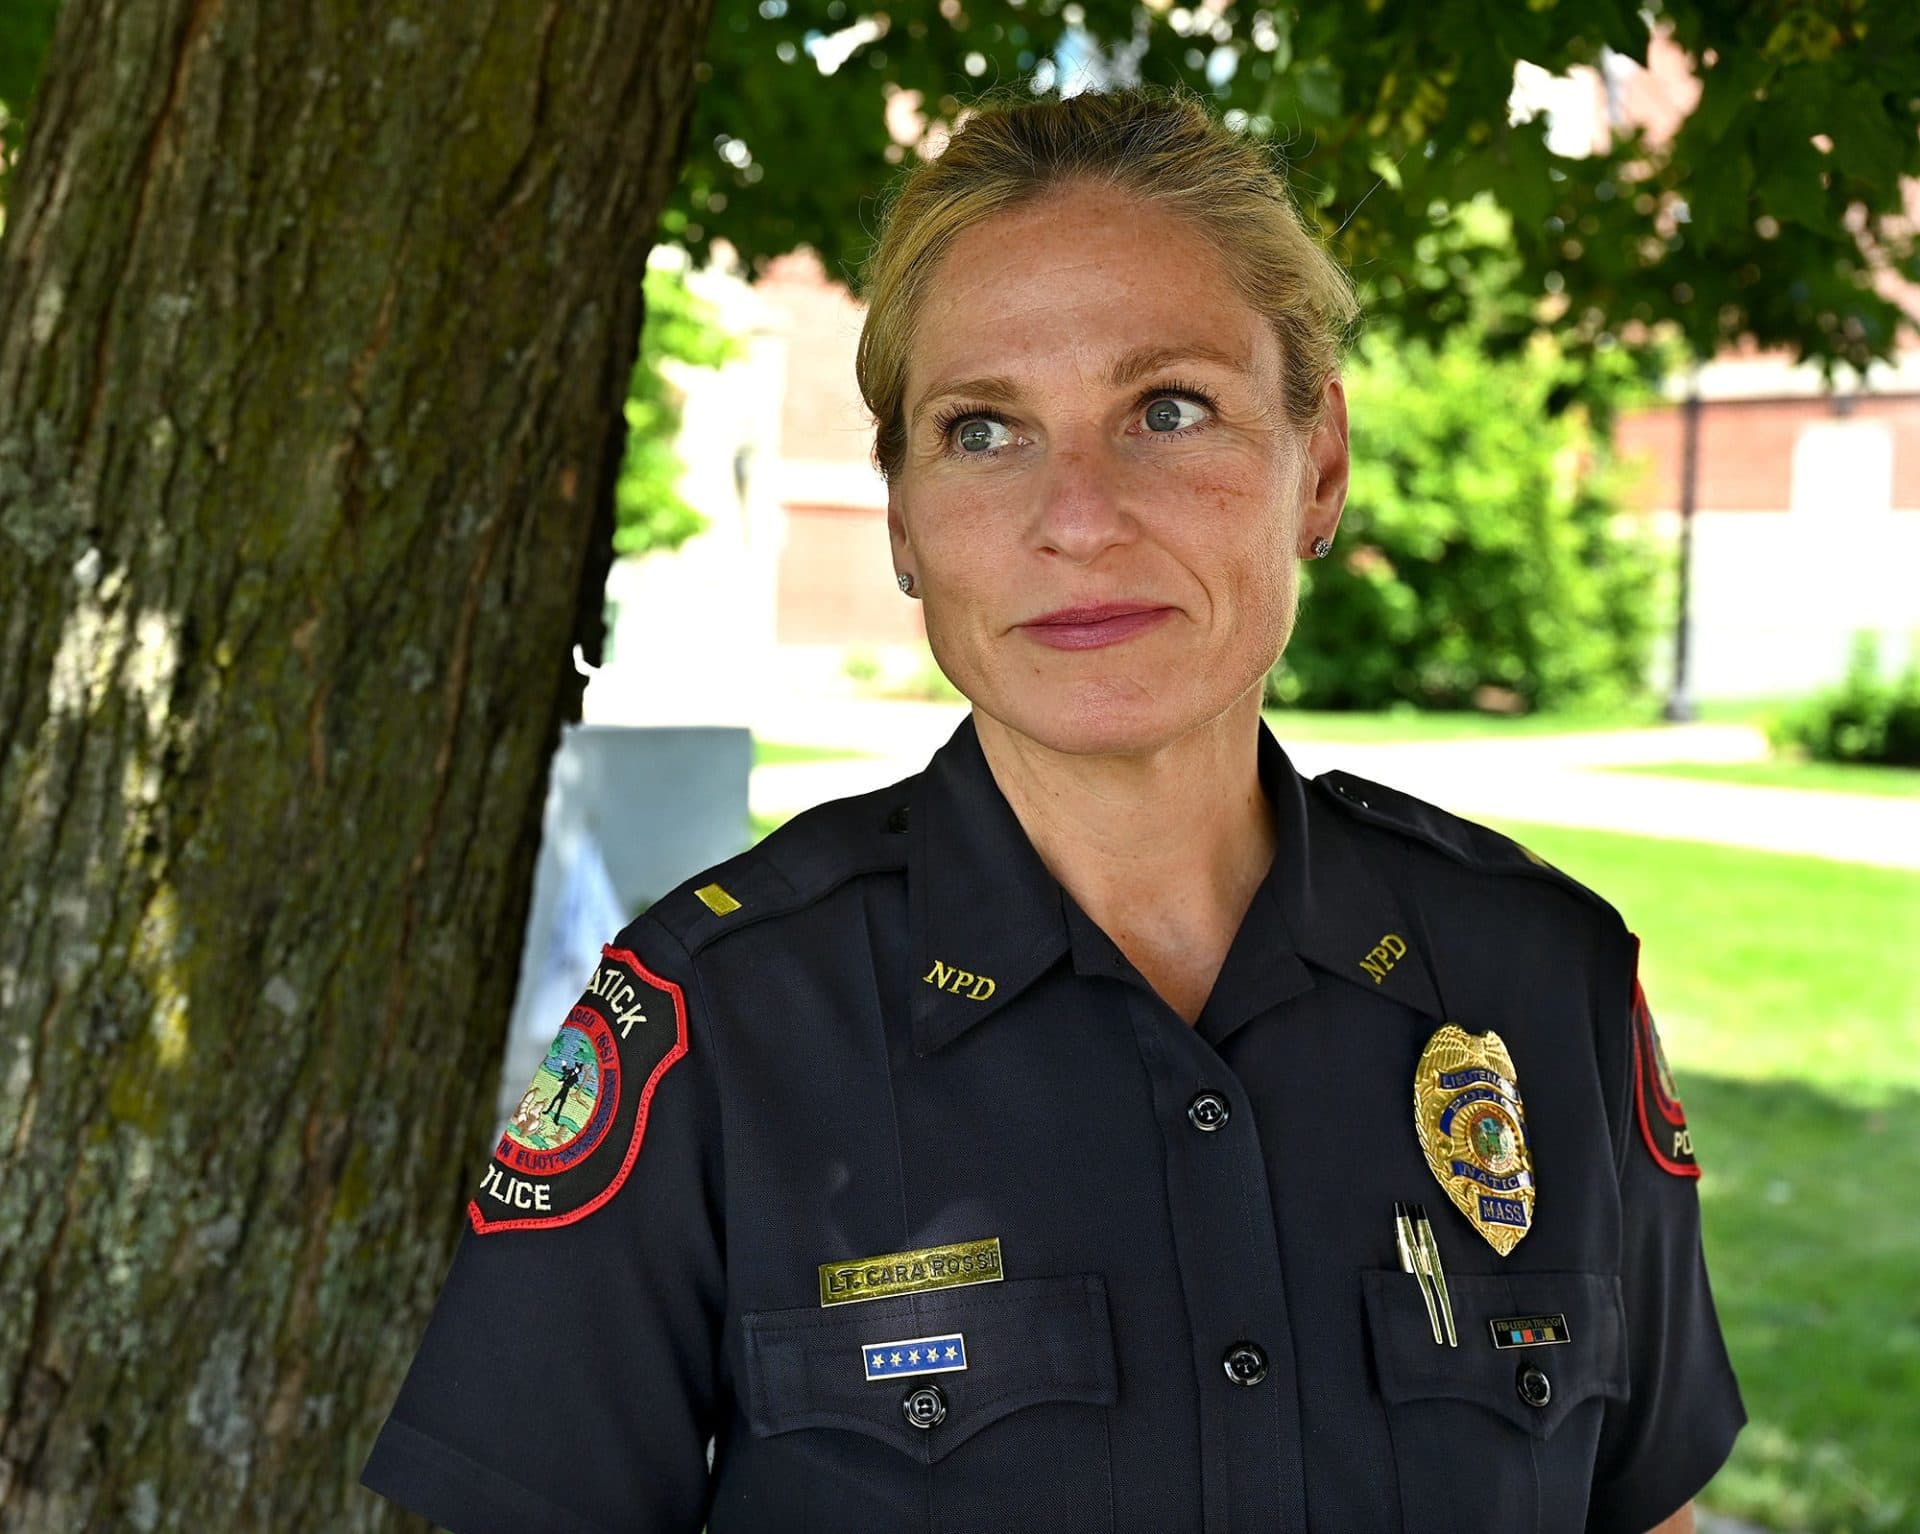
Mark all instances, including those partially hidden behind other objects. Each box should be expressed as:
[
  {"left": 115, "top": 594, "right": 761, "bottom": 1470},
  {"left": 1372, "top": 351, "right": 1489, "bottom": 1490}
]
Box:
[
  {"left": 643, "top": 780, "right": 913, "bottom": 958},
  {"left": 1313, "top": 768, "right": 1620, "bottom": 921}
]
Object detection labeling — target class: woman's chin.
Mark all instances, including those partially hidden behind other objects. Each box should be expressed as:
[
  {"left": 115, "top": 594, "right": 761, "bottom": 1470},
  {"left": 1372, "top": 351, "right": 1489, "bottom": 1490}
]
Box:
[{"left": 975, "top": 679, "right": 1214, "bottom": 760}]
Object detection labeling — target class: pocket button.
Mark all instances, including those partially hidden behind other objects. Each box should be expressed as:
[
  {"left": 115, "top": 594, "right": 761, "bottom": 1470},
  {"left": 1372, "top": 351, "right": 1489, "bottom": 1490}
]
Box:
[
  {"left": 902, "top": 1383, "right": 948, "bottom": 1429},
  {"left": 1516, "top": 1363, "right": 1552, "bottom": 1409}
]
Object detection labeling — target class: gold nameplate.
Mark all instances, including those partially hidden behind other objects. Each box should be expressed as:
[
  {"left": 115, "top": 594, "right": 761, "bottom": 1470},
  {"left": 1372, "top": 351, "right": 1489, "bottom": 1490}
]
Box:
[
  {"left": 1414, "top": 1026, "right": 1535, "bottom": 1256},
  {"left": 818, "top": 1237, "right": 1003, "bottom": 1307}
]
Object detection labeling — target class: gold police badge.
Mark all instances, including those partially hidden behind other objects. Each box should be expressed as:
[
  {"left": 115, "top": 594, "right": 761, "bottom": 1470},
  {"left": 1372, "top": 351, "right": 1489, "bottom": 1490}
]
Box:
[{"left": 1414, "top": 1025, "right": 1535, "bottom": 1256}]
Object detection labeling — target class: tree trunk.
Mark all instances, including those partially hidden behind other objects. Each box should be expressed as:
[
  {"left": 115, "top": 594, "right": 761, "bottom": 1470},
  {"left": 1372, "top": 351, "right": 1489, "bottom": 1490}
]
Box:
[{"left": 0, "top": 1, "right": 714, "bottom": 1526}]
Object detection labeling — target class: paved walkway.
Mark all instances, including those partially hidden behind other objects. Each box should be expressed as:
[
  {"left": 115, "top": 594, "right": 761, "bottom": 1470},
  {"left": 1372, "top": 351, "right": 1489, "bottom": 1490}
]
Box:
[{"left": 746, "top": 699, "right": 1920, "bottom": 871}]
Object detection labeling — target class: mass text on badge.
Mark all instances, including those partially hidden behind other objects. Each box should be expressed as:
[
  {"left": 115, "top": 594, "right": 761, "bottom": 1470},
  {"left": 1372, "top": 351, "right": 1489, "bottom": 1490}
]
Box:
[
  {"left": 1413, "top": 1025, "right": 1536, "bottom": 1256},
  {"left": 860, "top": 1332, "right": 968, "bottom": 1381},
  {"left": 818, "top": 1237, "right": 1003, "bottom": 1306}
]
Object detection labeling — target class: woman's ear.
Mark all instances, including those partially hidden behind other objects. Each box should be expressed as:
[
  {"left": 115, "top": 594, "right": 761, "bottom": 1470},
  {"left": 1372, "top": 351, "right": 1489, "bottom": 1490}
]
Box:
[
  {"left": 887, "top": 483, "right": 915, "bottom": 584},
  {"left": 1298, "top": 375, "right": 1349, "bottom": 554}
]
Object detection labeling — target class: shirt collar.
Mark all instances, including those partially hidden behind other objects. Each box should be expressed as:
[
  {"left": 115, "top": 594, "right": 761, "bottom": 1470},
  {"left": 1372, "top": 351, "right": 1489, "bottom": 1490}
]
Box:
[
  {"left": 908, "top": 713, "right": 1074, "bottom": 1056},
  {"left": 1240, "top": 719, "right": 1447, "bottom": 1040},
  {"left": 906, "top": 712, "right": 1445, "bottom": 1056}
]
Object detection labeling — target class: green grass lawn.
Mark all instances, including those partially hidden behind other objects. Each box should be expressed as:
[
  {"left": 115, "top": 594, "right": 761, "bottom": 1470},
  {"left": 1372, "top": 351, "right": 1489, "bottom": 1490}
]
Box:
[
  {"left": 752, "top": 739, "right": 874, "bottom": 767},
  {"left": 1604, "top": 759, "right": 1920, "bottom": 799},
  {"left": 1259, "top": 695, "right": 1797, "bottom": 744},
  {"left": 1485, "top": 819, "right": 1920, "bottom": 1533},
  {"left": 762, "top": 699, "right": 1786, "bottom": 756},
  {"left": 1259, "top": 702, "right": 1664, "bottom": 742},
  {"left": 1258, "top": 696, "right": 1786, "bottom": 744}
]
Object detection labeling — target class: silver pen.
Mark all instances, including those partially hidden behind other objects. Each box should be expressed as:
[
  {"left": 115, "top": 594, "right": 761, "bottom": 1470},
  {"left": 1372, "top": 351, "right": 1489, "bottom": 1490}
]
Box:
[
  {"left": 1410, "top": 1203, "right": 1458, "bottom": 1347},
  {"left": 1394, "top": 1201, "right": 1443, "bottom": 1344}
]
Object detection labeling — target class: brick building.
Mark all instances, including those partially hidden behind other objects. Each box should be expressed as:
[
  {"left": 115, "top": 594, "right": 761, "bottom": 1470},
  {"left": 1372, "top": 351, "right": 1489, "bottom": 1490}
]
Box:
[
  {"left": 1572, "top": 33, "right": 1920, "bottom": 697},
  {"left": 756, "top": 252, "right": 925, "bottom": 654},
  {"left": 1615, "top": 347, "right": 1920, "bottom": 698}
]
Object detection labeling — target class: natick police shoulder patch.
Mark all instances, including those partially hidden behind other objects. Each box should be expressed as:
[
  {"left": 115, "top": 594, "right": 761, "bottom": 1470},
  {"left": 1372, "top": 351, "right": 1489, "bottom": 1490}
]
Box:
[
  {"left": 469, "top": 943, "right": 689, "bottom": 1234},
  {"left": 1629, "top": 934, "right": 1698, "bottom": 1179}
]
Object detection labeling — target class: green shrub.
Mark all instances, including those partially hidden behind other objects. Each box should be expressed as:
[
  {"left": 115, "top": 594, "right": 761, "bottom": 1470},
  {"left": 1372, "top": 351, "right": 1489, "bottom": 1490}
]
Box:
[
  {"left": 612, "top": 261, "right": 743, "bottom": 560},
  {"left": 1772, "top": 632, "right": 1920, "bottom": 767},
  {"left": 1268, "top": 323, "right": 1664, "bottom": 713},
  {"left": 841, "top": 647, "right": 883, "bottom": 685},
  {"left": 840, "top": 645, "right": 965, "bottom": 702}
]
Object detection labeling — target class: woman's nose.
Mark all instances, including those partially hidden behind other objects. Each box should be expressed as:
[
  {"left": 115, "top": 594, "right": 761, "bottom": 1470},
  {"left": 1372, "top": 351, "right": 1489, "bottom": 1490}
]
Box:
[{"left": 1030, "top": 437, "right": 1137, "bottom": 563}]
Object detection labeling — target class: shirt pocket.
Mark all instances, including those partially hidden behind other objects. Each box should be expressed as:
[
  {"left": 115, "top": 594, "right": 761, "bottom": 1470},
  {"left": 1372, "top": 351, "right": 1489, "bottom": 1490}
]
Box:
[
  {"left": 739, "top": 1272, "right": 1118, "bottom": 1534},
  {"left": 1360, "top": 1267, "right": 1629, "bottom": 1534}
]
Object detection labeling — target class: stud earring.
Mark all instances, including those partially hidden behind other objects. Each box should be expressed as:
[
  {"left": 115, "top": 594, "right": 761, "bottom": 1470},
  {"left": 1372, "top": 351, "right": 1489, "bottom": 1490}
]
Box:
[
  {"left": 897, "top": 572, "right": 917, "bottom": 596},
  {"left": 1309, "top": 537, "right": 1333, "bottom": 559}
]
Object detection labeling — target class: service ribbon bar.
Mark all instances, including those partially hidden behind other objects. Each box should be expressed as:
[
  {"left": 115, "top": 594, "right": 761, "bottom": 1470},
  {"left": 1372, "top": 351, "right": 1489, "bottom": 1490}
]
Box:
[{"left": 1488, "top": 1312, "right": 1570, "bottom": 1348}]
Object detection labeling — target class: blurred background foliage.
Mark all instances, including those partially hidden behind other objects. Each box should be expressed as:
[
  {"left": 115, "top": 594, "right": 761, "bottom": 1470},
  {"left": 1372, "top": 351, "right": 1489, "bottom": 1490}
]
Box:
[
  {"left": 1269, "top": 198, "right": 1671, "bottom": 711},
  {"left": 670, "top": 0, "right": 1919, "bottom": 390},
  {"left": 13, "top": 0, "right": 1910, "bottom": 393},
  {"left": 0, "top": 0, "right": 55, "bottom": 178},
  {"left": 5, "top": 0, "right": 1916, "bottom": 709},
  {"left": 614, "top": 264, "right": 743, "bottom": 560},
  {"left": 1267, "top": 328, "right": 1663, "bottom": 712},
  {"left": 1774, "top": 631, "right": 1920, "bottom": 767}
]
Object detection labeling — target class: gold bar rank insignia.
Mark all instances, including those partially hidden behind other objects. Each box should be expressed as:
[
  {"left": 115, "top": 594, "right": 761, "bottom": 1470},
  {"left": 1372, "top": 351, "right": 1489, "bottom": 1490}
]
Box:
[{"left": 818, "top": 1237, "right": 1003, "bottom": 1306}]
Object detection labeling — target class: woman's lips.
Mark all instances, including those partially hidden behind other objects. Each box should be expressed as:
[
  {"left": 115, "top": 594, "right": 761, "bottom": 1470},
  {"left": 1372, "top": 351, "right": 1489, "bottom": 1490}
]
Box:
[{"left": 1018, "top": 605, "right": 1175, "bottom": 651}]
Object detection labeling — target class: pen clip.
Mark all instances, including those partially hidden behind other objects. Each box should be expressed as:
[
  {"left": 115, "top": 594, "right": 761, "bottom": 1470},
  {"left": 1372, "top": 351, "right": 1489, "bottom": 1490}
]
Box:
[
  {"left": 1410, "top": 1204, "right": 1458, "bottom": 1348},
  {"left": 1393, "top": 1201, "right": 1417, "bottom": 1272},
  {"left": 1394, "top": 1201, "right": 1444, "bottom": 1345}
]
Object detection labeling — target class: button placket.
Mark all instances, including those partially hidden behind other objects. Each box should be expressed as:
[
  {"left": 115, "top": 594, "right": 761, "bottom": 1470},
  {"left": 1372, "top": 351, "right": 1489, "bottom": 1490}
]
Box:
[{"left": 1122, "top": 991, "right": 1306, "bottom": 1530}]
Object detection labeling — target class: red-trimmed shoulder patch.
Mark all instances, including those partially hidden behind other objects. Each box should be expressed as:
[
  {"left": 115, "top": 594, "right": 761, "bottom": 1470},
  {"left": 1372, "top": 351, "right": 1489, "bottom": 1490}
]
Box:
[
  {"left": 1628, "top": 933, "right": 1699, "bottom": 1179},
  {"left": 469, "top": 944, "right": 689, "bottom": 1233}
]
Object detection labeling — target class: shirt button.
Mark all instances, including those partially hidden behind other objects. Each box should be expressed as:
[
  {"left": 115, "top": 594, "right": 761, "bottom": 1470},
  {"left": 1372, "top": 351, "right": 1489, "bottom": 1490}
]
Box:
[
  {"left": 902, "top": 1382, "right": 948, "bottom": 1429},
  {"left": 1222, "top": 1342, "right": 1268, "bottom": 1387},
  {"left": 1187, "top": 1091, "right": 1231, "bottom": 1132},
  {"left": 1516, "top": 1364, "right": 1552, "bottom": 1409}
]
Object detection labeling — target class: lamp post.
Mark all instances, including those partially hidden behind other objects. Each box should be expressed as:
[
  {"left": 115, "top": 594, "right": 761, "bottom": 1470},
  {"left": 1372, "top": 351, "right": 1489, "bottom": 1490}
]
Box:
[{"left": 1663, "top": 366, "right": 1703, "bottom": 723}]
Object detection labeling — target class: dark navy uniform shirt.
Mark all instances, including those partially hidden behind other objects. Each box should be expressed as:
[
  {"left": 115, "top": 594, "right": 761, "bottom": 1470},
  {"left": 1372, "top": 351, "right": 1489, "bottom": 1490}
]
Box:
[{"left": 362, "top": 712, "right": 1745, "bottom": 1533}]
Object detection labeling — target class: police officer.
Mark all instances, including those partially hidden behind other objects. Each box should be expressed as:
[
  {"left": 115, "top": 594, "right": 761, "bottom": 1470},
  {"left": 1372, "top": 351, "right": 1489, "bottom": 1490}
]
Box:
[{"left": 362, "top": 83, "right": 1743, "bottom": 1532}]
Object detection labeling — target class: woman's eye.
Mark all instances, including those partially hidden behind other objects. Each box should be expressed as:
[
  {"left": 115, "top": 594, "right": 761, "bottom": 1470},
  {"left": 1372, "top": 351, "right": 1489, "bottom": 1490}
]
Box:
[
  {"left": 951, "top": 416, "right": 1011, "bottom": 455},
  {"left": 1142, "top": 395, "right": 1209, "bottom": 434},
  {"left": 937, "top": 385, "right": 1215, "bottom": 458}
]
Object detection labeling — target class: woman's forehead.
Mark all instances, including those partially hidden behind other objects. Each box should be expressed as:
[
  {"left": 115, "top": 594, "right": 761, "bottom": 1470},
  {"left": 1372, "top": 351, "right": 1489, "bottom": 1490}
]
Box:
[
  {"left": 923, "top": 190, "right": 1224, "bottom": 319},
  {"left": 906, "top": 191, "right": 1272, "bottom": 404}
]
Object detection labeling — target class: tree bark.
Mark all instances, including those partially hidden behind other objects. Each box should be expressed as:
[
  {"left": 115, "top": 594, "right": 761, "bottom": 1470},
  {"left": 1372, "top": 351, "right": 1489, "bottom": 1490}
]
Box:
[{"left": 0, "top": 0, "right": 714, "bottom": 1526}]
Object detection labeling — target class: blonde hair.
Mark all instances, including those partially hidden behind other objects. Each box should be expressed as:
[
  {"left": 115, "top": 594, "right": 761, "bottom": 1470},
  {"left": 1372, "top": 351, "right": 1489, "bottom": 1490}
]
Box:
[{"left": 854, "top": 81, "right": 1363, "bottom": 484}]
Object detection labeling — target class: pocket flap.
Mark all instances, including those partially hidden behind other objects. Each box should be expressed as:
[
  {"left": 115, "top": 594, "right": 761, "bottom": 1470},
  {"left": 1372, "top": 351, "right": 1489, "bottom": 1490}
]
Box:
[
  {"left": 1361, "top": 1268, "right": 1628, "bottom": 1439},
  {"left": 741, "top": 1273, "right": 1117, "bottom": 1463}
]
